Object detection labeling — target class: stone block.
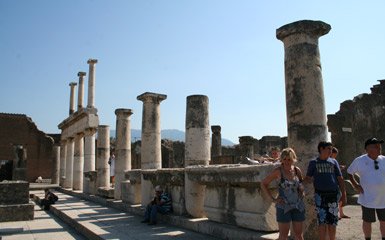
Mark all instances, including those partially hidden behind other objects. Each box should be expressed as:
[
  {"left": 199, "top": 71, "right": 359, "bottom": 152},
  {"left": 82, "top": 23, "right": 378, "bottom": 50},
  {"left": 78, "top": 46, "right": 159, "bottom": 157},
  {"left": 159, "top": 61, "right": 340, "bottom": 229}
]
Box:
[
  {"left": 97, "top": 187, "right": 114, "bottom": 198},
  {"left": 0, "top": 202, "right": 34, "bottom": 222},
  {"left": 0, "top": 181, "right": 29, "bottom": 204}
]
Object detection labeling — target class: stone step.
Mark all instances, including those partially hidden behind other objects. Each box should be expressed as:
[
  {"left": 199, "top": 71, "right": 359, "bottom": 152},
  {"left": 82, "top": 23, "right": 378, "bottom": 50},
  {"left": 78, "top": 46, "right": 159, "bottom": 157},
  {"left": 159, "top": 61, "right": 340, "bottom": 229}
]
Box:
[{"left": 31, "top": 189, "right": 279, "bottom": 240}]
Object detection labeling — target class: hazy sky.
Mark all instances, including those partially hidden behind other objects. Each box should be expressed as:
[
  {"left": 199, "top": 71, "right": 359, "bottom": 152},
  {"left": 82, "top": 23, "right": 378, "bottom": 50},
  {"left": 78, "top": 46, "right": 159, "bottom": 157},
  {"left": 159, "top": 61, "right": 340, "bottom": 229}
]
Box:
[{"left": 1, "top": 1, "right": 384, "bottom": 143}]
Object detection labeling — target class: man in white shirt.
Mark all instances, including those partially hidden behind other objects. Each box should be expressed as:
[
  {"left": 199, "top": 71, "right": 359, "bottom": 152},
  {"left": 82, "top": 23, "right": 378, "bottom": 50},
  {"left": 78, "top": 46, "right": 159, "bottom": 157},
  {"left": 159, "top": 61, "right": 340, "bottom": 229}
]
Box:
[{"left": 347, "top": 137, "right": 385, "bottom": 240}]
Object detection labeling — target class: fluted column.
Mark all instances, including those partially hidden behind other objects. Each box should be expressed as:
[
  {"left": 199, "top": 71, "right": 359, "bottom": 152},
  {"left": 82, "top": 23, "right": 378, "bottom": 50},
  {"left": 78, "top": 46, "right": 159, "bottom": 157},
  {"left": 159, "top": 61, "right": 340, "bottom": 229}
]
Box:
[
  {"left": 277, "top": 19, "right": 331, "bottom": 239},
  {"left": 137, "top": 92, "right": 167, "bottom": 169},
  {"left": 185, "top": 95, "right": 210, "bottom": 217},
  {"left": 96, "top": 125, "right": 110, "bottom": 188},
  {"left": 114, "top": 109, "right": 133, "bottom": 199},
  {"left": 211, "top": 125, "right": 222, "bottom": 157},
  {"left": 77, "top": 71, "right": 86, "bottom": 110},
  {"left": 239, "top": 136, "right": 255, "bottom": 159},
  {"left": 69, "top": 82, "right": 77, "bottom": 115},
  {"left": 59, "top": 140, "right": 67, "bottom": 186},
  {"left": 63, "top": 137, "right": 74, "bottom": 188},
  {"left": 73, "top": 133, "right": 84, "bottom": 190},
  {"left": 87, "top": 59, "right": 98, "bottom": 108},
  {"left": 52, "top": 145, "right": 60, "bottom": 184}
]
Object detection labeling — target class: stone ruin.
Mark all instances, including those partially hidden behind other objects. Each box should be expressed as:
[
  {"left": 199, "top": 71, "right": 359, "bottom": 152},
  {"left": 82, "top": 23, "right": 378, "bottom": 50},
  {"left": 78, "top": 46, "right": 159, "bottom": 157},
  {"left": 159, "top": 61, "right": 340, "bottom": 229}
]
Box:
[{"left": 53, "top": 19, "right": 383, "bottom": 239}]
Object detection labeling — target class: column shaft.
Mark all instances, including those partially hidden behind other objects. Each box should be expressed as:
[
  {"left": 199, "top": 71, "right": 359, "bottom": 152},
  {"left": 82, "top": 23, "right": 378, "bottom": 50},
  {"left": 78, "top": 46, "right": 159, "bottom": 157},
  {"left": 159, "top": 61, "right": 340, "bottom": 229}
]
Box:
[
  {"left": 52, "top": 145, "right": 60, "bottom": 184},
  {"left": 239, "top": 136, "right": 255, "bottom": 159},
  {"left": 59, "top": 140, "right": 67, "bottom": 186},
  {"left": 73, "top": 133, "right": 84, "bottom": 190},
  {"left": 69, "top": 82, "right": 77, "bottom": 115},
  {"left": 77, "top": 72, "right": 86, "bottom": 110},
  {"left": 87, "top": 59, "right": 98, "bottom": 108},
  {"left": 211, "top": 125, "right": 222, "bottom": 157},
  {"left": 114, "top": 109, "right": 133, "bottom": 199},
  {"left": 64, "top": 138, "right": 74, "bottom": 188},
  {"left": 84, "top": 128, "right": 96, "bottom": 172},
  {"left": 97, "top": 125, "right": 110, "bottom": 188}
]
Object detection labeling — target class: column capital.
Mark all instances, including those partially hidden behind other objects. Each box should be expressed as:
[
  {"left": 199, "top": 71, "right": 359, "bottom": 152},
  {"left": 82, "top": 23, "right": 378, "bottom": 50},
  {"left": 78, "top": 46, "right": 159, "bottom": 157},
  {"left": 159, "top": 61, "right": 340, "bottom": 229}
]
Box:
[
  {"left": 276, "top": 20, "right": 331, "bottom": 41},
  {"left": 69, "top": 82, "right": 77, "bottom": 87},
  {"left": 84, "top": 128, "right": 97, "bottom": 136},
  {"left": 211, "top": 125, "right": 221, "bottom": 133},
  {"left": 87, "top": 59, "right": 98, "bottom": 64},
  {"left": 78, "top": 71, "right": 86, "bottom": 77},
  {"left": 238, "top": 136, "right": 255, "bottom": 145},
  {"left": 115, "top": 108, "right": 133, "bottom": 116},
  {"left": 137, "top": 92, "right": 167, "bottom": 103}
]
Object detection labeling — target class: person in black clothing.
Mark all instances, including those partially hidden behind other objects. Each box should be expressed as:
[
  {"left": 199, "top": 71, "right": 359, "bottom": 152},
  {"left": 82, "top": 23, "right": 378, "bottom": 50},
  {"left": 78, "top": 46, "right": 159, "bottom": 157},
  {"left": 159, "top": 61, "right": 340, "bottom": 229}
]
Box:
[{"left": 40, "top": 189, "right": 58, "bottom": 210}]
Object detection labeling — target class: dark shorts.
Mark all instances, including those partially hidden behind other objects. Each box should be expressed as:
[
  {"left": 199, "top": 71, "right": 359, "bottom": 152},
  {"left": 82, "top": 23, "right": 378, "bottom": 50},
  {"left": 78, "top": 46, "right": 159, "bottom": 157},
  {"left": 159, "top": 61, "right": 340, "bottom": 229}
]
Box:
[
  {"left": 314, "top": 190, "right": 340, "bottom": 225},
  {"left": 361, "top": 206, "right": 385, "bottom": 222},
  {"left": 276, "top": 207, "right": 305, "bottom": 223}
]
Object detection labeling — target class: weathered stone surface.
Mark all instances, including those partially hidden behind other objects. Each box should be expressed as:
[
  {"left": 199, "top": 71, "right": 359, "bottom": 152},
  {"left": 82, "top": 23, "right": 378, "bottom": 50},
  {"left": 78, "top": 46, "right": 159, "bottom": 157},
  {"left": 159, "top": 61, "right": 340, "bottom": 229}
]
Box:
[
  {"left": 0, "top": 202, "right": 34, "bottom": 222},
  {"left": 0, "top": 181, "right": 29, "bottom": 205}
]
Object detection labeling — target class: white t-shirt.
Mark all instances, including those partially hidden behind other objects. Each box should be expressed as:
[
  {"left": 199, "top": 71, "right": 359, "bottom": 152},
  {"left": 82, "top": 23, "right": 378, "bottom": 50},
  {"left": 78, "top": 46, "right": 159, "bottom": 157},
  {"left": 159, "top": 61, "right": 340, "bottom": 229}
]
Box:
[
  {"left": 347, "top": 154, "right": 385, "bottom": 208},
  {"left": 109, "top": 156, "right": 115, "bottom": 177}
]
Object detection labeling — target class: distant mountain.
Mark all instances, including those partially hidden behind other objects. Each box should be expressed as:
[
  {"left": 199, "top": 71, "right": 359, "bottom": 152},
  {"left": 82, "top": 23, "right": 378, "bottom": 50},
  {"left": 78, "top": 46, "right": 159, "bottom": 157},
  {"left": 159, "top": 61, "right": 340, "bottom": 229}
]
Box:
[{"left": 110, "top": 129, "right": 235, "bottom": 146}]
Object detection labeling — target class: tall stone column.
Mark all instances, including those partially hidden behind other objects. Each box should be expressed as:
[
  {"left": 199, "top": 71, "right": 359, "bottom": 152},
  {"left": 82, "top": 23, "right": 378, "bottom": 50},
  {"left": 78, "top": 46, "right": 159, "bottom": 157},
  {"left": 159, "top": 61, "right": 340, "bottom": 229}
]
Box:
[
  {"left": 185, "top": 95, "right": 210, "bottom": 217},
  {"left": 96, "top": 125, "right": 110, "bottom": 188},
  {"left": 239, "top": 136, "right": 255, "bottom": 158},
  {"left": 52, "top": 145, "right": 60, "bottom": 184},
  {"left": 69, "top": 82, "right": 77, "bottom": 115},
  {"left": 84, "top": 128, "right": 97, "bottom": 172},
  {"left": 87, "top": 59, "right": 98, "bottom": 108},
  {"left": 59, "top": 140, "right": 67, "bottom": 186},
  {"left": 114, "top": 108, "right": 133, "bottom": 199},
  {"left": 63, "top": 137, "right": 74, "bottom": 189},
  {"left": 77, "top": 71, "right": 86, "bottom": 110},
  {"left": 211, "top": 125, "right": 222, "bottom": 157},
  {"left": 137, "top": 92, "right": 167, "bottom": 205},
  {"left": 277, "top": 20, "right": 331, "bottom": 239},
  {"left": 73, "top": 133, "right": 84, "bottom": 190}
]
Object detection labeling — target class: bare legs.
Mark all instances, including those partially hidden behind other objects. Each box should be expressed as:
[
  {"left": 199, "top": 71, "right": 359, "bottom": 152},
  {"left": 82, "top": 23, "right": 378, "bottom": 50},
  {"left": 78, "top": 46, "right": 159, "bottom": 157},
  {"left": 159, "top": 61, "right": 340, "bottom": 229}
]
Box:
[{"left": 278, "top": 222, "right": 303, "bottom": 240}]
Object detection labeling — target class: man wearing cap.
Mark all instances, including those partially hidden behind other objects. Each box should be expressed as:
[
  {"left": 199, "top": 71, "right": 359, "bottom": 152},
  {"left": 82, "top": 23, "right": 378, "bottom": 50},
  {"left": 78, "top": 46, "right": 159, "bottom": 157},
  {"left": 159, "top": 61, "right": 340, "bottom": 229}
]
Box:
[
  {"left": 141, "top": 185, "right": 172, "bottom": 225},
  {"left": 347, "top": 137, "right": 385, "bottom": 240}
]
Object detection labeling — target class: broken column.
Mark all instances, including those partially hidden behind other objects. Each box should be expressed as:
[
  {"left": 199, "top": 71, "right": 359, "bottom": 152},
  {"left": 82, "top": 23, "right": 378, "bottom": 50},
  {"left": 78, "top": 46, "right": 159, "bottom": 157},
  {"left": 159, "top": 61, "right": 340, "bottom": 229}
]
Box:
[
  {"left": 69, "top": 82, "right": 77, "bottom": 115},
  {"left": 77, "top": 71, "right": 86, "bottom": 110},
  {"left": 73, "top": 133, "right": 84, "bottom": 190},
  {"left": 87, "top": 59, "right": 97, "bottom": 108},
  {"left": 96, "top": 125, "right": 110, "bottom": 189},
  {"left": 63, "top": 137, "right": 74, "bottom": 188},
  {"left": 276, "top": 20, "right": 331, "bottom": 239},
  {"left": 137, "top": 92, "right": 167, "bottom": 205},
  {"left": 114, "top": 108, "right": 133, "bottom": 200},
  {"left": 185, "top": 95, "right": 210, "bottom": 217},
  {"left": 211, "top": 125, "right": 222, "bottom": 157},
  {"left": 239, "top": 136, "right": 255, "bottom": 159}
]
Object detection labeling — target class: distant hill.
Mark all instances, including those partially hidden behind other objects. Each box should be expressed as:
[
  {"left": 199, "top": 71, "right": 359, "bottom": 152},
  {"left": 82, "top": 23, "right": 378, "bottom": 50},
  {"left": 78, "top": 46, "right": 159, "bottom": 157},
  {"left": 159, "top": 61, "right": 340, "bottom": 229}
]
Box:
[{"left": 110, "top": 129, "right": 235, "bottom": 146}]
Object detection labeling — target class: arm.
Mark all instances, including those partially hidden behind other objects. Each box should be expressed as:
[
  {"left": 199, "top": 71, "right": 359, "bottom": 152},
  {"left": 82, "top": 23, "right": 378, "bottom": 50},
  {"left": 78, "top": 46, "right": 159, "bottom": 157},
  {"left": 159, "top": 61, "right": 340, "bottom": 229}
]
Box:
[
  {"left": 348, "top": 173, "right": 363, "bottom": 194},
  {"left": 261, "top": 168, "right": 282, "bottom": 204},
  {"left": 337, "top": 176, "right": 347, "bottom": 206}
]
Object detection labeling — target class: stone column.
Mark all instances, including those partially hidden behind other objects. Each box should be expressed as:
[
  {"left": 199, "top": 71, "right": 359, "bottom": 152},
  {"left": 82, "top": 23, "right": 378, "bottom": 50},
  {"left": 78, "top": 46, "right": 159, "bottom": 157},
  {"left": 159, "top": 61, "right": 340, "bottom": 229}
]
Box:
[
  {"left": 77, "top": 71, "right": 86, "bottom": 110},
  {"left": 52, "top": 145, "right": 60, "bottom": 184},
  {"left": 87, "top": 59, "right": 98, "bottom": 108},
  {"left": 63, "top": 137, "right": 74, "bottom": 189},
  {"left": 137, "top": 92, "right": 167, "bottom": 206},
  {"left": 137, "top": 92, "right": 167, "bottom": 169},
  {"left": 211, "top": 125, "right": 222, "bottom": 157},
  {"left": 69, "top": 82, "right": 77, "bottom": 115},
  {"left": 96, "top": 125, "right": 110, "bottom": 188},
  {"left": 185, "top": 95, "right": 210, "bottom": 217},
  {"left": 114, "top": 109, "right": 133, "bottom": 199},
  {"left": 84, "top": 128, "right": 97, "bottom": 172},
  {"left": 59, "top": 140, "right": 67, "bottom": 186},
  {"left": 239, "top": 136, "right": 255, "bottom": 158},
  {"left": 277, "top": 20, "right": 331, "bottom": 239},
  {"left": 73, "top": 133, "right": 84, "bottom": 190}
]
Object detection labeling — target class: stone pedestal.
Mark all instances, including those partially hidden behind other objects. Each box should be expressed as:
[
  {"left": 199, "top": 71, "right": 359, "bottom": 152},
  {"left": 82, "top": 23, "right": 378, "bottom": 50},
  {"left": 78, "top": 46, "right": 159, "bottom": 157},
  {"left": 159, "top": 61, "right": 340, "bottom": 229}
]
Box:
[
  {"left": 185, "top": 95, "right": 210, "bottom": 218},
  {"left": 83, "top": 171, "right": 97, "bottom": 195},
  {"left": 122, "top": 170, "right": 142, "bottom": 205},
  {"left": 277, "top": 19, "right": 331, "bottom": 239}
]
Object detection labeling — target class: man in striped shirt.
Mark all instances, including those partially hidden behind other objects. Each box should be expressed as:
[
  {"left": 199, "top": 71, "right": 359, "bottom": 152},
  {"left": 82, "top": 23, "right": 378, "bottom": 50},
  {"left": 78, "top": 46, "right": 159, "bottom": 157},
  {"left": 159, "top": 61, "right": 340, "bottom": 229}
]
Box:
[{"left": 141, "top": 185, "right": 172, "bottom": 225}]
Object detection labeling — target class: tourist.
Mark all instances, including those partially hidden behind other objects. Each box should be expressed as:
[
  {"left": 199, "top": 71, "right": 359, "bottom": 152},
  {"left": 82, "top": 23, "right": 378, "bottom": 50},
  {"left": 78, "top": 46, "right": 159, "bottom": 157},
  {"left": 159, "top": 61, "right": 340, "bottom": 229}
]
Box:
[
  {"left": 108, "top": 152, "right": 115, "bottom": 187},
  {"left": 263, "top": 147, "right": 281, "bottom": 163},
  {"left": 261, "top": 148, "right": 305, "bottom": 240},
  {"left": 141, "top": 185, "right": 172, "bottom": 225},
  {"left": 40, "top": 188, "right": 58, "bottom": 210},
  {"left": 330, "top": 147, "right": 349, "bottom": 219},
  {"left": 304, "top": 141, "right": 347, "bottom": 240},
  {"left": 347, "top": 137, "right": 385, "bottom": 240}
]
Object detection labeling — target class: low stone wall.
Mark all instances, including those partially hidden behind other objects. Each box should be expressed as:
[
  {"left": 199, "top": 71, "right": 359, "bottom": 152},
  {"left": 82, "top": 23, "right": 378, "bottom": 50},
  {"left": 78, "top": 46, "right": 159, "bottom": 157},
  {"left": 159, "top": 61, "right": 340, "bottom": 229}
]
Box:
[{"left": 0, "top": 180, "right": 34, "bottom": 222}]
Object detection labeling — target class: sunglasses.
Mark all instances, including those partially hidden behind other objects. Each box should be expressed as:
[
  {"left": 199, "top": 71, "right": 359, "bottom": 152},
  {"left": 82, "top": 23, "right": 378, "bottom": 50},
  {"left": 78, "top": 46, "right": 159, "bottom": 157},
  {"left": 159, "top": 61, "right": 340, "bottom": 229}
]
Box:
[{"left": 374, "top": 160, "right": 379, "bottom": 170}]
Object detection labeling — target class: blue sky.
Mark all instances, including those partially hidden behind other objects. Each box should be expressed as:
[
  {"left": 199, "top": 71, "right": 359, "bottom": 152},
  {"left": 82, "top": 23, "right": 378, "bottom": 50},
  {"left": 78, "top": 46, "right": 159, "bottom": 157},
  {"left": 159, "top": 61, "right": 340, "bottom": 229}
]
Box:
[{"left": 1, "top": 1, "right": 384, "bottom": 144}]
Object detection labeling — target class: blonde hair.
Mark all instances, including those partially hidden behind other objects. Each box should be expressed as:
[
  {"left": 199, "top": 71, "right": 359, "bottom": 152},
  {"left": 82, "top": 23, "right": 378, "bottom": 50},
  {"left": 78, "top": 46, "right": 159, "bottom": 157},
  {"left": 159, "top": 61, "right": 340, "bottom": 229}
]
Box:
[{"left": 280, "top": 148, "right": 297, "bottom": 163}]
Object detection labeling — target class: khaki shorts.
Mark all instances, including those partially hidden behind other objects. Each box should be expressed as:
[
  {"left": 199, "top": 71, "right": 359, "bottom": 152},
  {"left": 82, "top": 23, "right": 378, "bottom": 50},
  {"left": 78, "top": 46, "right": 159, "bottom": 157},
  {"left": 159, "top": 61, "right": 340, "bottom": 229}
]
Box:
[{"left": 361, "top": 206, "right": 385, "bottom": 222}]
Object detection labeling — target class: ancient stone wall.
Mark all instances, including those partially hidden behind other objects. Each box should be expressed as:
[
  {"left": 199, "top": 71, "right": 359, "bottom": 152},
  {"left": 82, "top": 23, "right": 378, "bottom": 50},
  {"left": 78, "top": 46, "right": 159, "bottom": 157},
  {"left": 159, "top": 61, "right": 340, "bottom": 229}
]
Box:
[
  {"left": 0, "top": 113, "right": 56, "bottom": 182},
  {"left": 328, "top": 80, "right": 385, "bottom": 169}
]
